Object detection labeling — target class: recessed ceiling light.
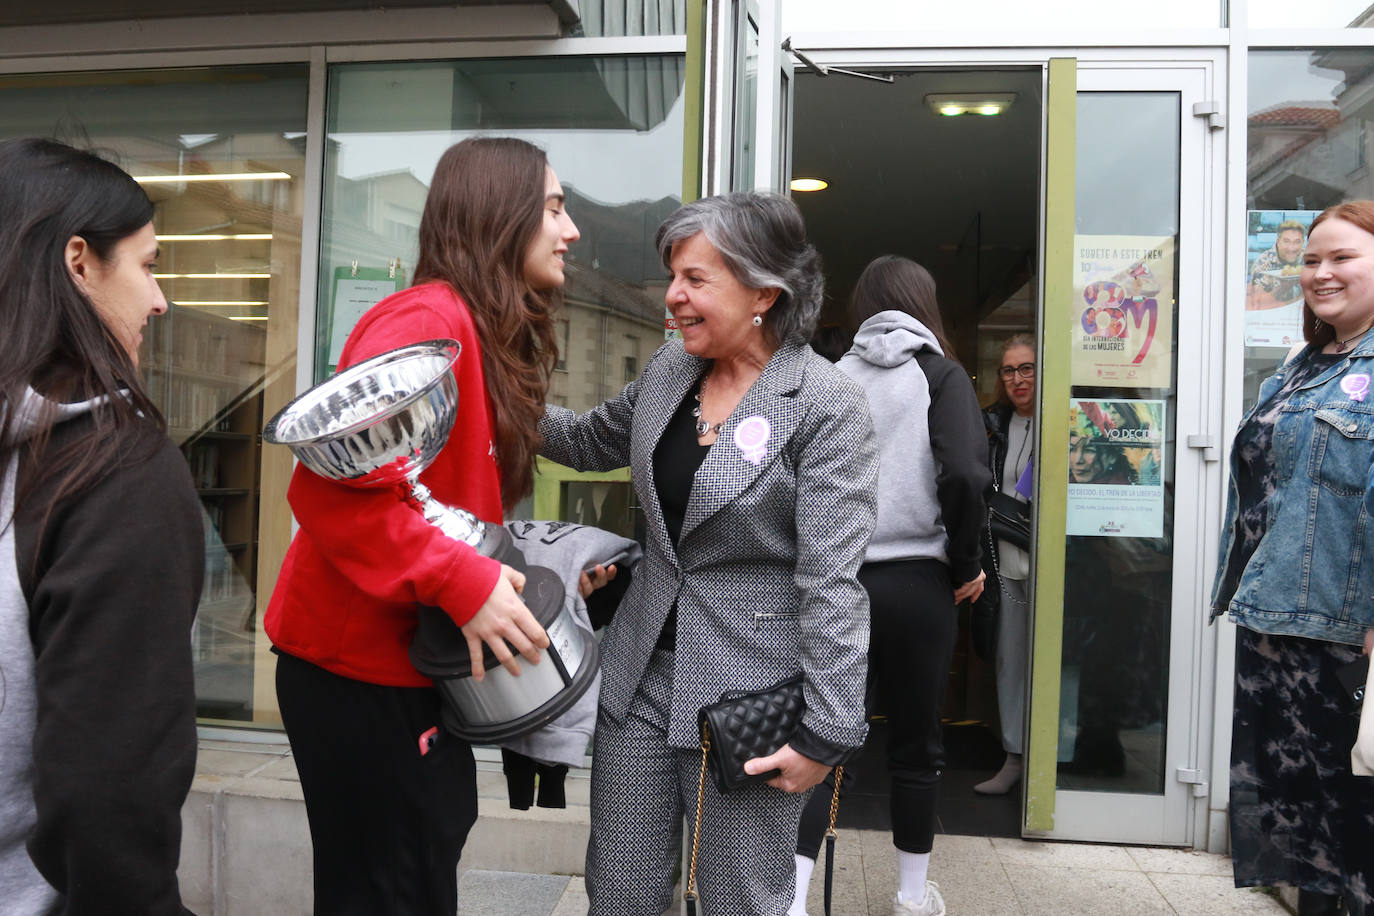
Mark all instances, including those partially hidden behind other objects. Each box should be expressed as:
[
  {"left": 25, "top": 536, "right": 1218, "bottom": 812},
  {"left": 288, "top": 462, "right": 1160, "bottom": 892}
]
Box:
[
  {"left": 133, "top": 171, "right": 292, "bottom": 183},
  {"left": 925, "top": 93, "right": 1017, "bottom": 117},
  {"left": 790, "top": 178, "right": 829, "bottom": 192}
]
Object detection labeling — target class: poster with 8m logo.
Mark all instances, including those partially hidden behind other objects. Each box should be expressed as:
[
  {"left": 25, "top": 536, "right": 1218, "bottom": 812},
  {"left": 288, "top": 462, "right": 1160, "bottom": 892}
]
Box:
[{"left": 1071, "top": 235, "right": 1175, "bottom": 388}]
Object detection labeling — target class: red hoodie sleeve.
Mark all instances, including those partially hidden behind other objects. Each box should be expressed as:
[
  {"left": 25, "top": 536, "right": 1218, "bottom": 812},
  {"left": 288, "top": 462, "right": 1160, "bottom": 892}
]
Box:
[{"left": 286, "top": 293, "right": 502, "bottom": 627}]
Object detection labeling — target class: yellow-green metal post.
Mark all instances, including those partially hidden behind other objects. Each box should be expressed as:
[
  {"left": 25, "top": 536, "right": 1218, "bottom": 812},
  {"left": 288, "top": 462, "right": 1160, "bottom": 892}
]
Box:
[
  {"left": 1024, "top": 56, "right": 1075, "bottom": 834},
  {"left": 682, "top": 0, "right": 707, "bottom": 204}
]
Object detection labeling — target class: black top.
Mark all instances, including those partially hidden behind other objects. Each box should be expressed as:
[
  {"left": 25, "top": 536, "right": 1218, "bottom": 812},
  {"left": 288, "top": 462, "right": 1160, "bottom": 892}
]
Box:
[
  {"left": 643, "top": 378, "right": 847, "bottom": 766},
  {"left": 651, "top": 383, "right": 712, "bottom": 649}
]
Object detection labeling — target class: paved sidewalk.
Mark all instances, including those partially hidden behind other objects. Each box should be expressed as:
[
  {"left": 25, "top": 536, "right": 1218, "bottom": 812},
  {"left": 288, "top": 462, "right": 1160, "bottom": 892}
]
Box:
[
  {"left": 186, "top": 739, "right": 1290, "bottom": 915},
  {"left": 457, "top": 832, "right": 1288, "bottom": 915}
]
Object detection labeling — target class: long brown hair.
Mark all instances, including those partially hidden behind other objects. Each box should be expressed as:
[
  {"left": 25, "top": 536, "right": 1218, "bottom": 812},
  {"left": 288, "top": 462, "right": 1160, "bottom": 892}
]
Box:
[
  {"left": 413, "top": 137, "right": 559, "bottom": 506},
  {"left": 848, "top": 255, "right": 956, "bottom": 358},
  {"left": 1303, "top": 200, "right": 1374, "bottom": 349},
  {"left": 991, "top": 332, "right": 1036, "bottom": 406}
]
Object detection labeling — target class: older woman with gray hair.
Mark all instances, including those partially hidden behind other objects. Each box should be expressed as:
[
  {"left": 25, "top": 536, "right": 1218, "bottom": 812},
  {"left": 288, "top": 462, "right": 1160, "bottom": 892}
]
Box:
[{"left": 540, "top": 191, "right": 879, "bottom": 915}]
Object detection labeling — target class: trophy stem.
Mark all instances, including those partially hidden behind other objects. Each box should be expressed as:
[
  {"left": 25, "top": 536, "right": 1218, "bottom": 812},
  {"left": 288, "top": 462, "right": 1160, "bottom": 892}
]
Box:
[{"left": 403, "top": 480, "right": 506, "bottom": 559}]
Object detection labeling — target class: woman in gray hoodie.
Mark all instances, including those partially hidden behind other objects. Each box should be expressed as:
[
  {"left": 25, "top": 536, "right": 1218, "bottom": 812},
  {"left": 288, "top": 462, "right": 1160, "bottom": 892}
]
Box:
[{"left": 791, "top": 256, "right": 990, "bottom": 916}]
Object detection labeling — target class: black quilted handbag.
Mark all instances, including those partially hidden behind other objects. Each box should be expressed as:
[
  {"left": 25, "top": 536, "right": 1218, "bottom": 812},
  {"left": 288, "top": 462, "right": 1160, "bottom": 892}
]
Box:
[
  {"left": 699, "top": 673, "right": 805, "bottom": 792},
  {"left": 684, "top": 674, "right": 845, "bottom": 916}
]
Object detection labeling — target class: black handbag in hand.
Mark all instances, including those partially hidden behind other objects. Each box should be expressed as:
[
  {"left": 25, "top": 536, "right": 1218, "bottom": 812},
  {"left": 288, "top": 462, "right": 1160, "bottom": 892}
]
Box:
[
  {"left": 684, "top": 674, "right": 845, "bottom": 916},
  {"left": 988, "top": 490, "right": 1031, "bottom": 550},
  {"left": 698, "top": 673, "right": 805, "bottom": 793}
]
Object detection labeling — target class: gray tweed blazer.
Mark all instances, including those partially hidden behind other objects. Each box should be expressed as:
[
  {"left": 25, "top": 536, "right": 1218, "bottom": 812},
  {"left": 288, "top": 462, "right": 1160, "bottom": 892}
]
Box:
[{"left": 539, "top": 337, "right": 878, "bottom": 751}]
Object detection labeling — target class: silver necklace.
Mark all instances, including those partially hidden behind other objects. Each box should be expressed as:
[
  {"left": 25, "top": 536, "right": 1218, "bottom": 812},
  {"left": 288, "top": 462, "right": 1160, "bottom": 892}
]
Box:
[{"left": 693, "top": 374, "right": 724, "bottom": 437}]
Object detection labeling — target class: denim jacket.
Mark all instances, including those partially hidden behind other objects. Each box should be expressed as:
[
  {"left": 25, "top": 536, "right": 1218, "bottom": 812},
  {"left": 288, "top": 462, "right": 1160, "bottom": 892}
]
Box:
[{"left": 1210, "top": 336, "right": 1374, "bottom": 647}]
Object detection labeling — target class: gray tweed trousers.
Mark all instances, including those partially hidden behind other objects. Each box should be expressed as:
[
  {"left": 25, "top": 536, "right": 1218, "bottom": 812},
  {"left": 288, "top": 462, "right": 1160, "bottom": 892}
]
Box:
[{"left": 585, "top": 648, "right": 809, "bottom": 916}]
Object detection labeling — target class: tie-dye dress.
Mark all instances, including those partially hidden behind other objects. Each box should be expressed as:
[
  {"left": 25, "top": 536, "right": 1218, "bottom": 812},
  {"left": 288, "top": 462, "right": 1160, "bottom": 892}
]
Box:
[{"left": 1216, "top": 351, "right": 1374, "bottom": 907}]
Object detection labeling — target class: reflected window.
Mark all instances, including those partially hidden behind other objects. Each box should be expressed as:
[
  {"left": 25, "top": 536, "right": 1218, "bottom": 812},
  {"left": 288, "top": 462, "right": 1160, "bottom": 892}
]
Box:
[
  {"left": 1244, "top": 50, "right": 1374, "bottom": 407},
  {"left": 0, "top": 65, "right": 309, "bottom": 727},
  {"left": 574, "top": 0, "right": 686, "bottom": 36},
  {"left": 318, "top": 57, "right": 685, "bottom": 410},
  {"left": 319, "top": 56, "right": 684, "bottom": 546},
  {"left": 732, "top": 8, "right": 760, "bottom": 190},
  {"left": 1249, "top": 0, "right": 1374, "bottom": 27}
]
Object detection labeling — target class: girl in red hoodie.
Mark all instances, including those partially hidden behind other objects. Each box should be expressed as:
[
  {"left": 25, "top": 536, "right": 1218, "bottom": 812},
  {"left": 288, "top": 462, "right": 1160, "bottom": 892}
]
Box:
[{"left": 266, "top": 137, "right": 579, "bottom": 915}]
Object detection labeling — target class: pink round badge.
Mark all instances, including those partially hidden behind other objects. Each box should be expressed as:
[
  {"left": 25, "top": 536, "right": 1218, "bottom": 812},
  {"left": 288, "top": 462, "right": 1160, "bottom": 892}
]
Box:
[
  {"left": 734, "top": 415, "right": 771, "bottom": 465},
  {"left": 1342, "top": 373, "right": 1370, "bottom": 402}
]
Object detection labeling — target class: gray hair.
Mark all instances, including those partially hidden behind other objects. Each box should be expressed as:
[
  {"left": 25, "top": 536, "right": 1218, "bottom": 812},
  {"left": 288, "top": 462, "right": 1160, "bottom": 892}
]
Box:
[{"left": 656, "top": 192, "right": 823, "bottom": 344}]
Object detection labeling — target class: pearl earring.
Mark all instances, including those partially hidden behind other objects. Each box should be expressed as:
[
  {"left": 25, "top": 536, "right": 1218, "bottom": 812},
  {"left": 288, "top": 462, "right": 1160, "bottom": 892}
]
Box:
[{"left": 752, "top": 314, "right": 763, "bottom": 327}]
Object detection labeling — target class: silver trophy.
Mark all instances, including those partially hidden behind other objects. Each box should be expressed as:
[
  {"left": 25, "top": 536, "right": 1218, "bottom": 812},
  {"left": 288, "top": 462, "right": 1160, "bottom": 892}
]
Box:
[
  {"left": 262, "top": 339, "right": 506, "bottom": 557},
  {"left": 262, "top": 338, "right": 599, "bottom": 743}
]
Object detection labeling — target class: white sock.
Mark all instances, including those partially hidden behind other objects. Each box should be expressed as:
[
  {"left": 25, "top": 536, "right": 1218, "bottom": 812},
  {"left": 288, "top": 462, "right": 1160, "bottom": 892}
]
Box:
[
  {"left": 896, "top": 850, "right": 930, "bottom": 904},
  {"left": 789, "top": 854, "right": 816, "bottom": 916}
]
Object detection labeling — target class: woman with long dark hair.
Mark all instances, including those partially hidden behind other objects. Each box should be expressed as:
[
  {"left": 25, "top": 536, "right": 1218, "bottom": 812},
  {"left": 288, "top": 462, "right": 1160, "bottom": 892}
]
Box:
[
  {"left": 792, "top": 255, "right": 990, "bottom": 916},
  {"left": 265, "top": 137, "right": 580, "bottom": 914},
  {"left": 0, "top": 138, "right": 202, "bottom": 914}
]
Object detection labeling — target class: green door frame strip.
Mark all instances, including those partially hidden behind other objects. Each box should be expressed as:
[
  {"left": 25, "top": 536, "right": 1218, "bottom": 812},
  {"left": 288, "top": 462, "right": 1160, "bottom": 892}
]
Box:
[
  {"left": 1024, "top": 56, "right": 1076, "bottom": 834},
  {"left": 682, "top": 0, "right": 707, "bottom": 204},
  {"left": 531, "top": 461, "right": 633, "bottom": 521}
]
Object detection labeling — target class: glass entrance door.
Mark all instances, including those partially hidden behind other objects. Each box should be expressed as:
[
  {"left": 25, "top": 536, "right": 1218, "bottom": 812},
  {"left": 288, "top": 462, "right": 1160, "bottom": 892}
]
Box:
[
  {"left": 1028, "top": 59, "right": 1224, "bottom": 846},
  {"left": 716, "top": 27, "right": 1225, "bottom": 847}
]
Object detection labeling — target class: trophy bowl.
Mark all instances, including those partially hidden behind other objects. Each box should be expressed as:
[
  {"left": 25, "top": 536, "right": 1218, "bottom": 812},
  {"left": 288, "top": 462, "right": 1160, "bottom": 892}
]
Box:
[{"left": 262, "top": 339, "right": 461, "bottom": 489}]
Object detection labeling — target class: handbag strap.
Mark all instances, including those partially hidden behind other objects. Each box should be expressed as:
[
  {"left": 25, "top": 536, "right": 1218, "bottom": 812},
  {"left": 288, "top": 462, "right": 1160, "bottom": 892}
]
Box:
[
  {"left": 822, "top": 766, "right": 844, "bottom": 916},
  {"left": 985, "top": 515, "right": 1027, "bottom": 606},
  {"left": 684, "top": 725, "right": 711, "bottom": 916},
  {"left": 684, "top": 724, "right": 845, "bottom": 916}
]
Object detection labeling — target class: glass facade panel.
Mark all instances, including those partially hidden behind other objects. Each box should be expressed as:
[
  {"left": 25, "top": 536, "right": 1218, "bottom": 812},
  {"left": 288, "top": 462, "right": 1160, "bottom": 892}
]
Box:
[
  {"left": 1057, "top": 92, "right": 1180, "bottom": 795},
  {"left": 732, "top": 10, "right": 760, "bottom": 190},
  {"left": 0, "top": 65, "right": 309, "bottom": 726},
  {"left": 1249, "top": 0, "right": 1373, "bottom": 28},
  {"left": 574, "top": 0, "right": 686, "bottom": 36},
  {"left": 318, "top": 55, "right": 685, "bottom": 533},
  {"left": 782, "top": 0, "right": 1222, "bottom": 31},
  {"left": 1244, "top": 49, "right": 1374, "bottom": 407}
]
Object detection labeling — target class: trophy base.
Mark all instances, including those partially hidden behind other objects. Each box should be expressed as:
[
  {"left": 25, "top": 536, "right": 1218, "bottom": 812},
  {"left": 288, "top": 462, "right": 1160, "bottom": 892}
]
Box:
[{"left": 411, "top": 565, "right": 599, "bottom": 744}]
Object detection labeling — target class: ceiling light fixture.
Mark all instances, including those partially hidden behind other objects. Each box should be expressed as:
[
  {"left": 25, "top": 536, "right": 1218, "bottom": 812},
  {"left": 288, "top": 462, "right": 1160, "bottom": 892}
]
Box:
[
  {"left": 925, "top": 93, "right": 1017, "bottom": 117},
  {"left": 155, "top": 273, "right": 272, "bottom": 280},
  {"left": 133, "top": 171, "right": 292, "bottom": 183},
  {"left": 790, "top": 178, "right": 829, "bottom": 192},
  {"left": 158, "top": 234, "right": 273, "bottom": 242},
  {"left": 174, "top": 300, "right": 270, "bottom": 307}
]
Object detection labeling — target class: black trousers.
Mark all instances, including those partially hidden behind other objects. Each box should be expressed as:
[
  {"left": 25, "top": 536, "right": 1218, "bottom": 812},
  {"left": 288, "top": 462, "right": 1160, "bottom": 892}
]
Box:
[
  {"left": 275, "top": 650, "right": 478, "bottom": 915},
  {"left": 797, "top": 558, "right": 956, "bottom": 857}
]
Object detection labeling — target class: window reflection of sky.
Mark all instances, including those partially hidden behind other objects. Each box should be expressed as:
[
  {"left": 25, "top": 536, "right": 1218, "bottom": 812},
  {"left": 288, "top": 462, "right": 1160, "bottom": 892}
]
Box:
[
  {"left": 1249, "top": 53, "right": 1345, "bottom": 115},
  {"left": 1250, "top": 0, "right": 1373, "bottom": 27},
  {"left": 332, "top": 92, "right": 685, "bottom": 206}
]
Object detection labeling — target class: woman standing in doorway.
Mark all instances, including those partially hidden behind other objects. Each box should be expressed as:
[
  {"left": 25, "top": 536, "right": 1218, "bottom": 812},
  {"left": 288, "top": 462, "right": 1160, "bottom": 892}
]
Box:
[
  {"left": 1211, "top": 200, "right": 1374, "bottom": 915},
  {"left": 266, "top": 137, "right": 579, "bottom": 915},
  {"left": 793, "top": 255, "right": 990, "bottom": 916},
  {"left": 973, "top": 334, "right": 1035, "bottom": 797}
]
